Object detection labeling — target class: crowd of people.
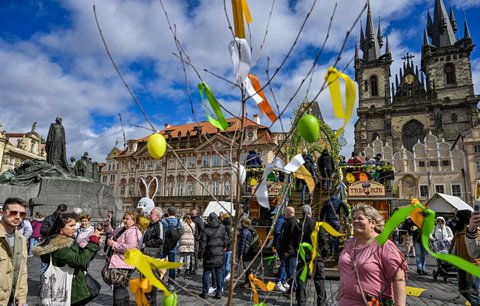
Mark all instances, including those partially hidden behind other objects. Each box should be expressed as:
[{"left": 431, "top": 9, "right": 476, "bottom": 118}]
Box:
[{"left": 4, "top": 193, "right": 480, "bottom": 305}]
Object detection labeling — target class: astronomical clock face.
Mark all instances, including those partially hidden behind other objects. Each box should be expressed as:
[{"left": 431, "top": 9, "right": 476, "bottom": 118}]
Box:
[{"left": 404, "top": 74, "right": 414, "bottom": 85}]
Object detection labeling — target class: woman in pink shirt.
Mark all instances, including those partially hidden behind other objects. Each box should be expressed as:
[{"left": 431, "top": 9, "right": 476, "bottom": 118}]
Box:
[
  {"left": 105, "top": 211, "right": 142, "bottom": 306},
  {"left": 338, "top": 204, "right": 407, "bottom": 306}
]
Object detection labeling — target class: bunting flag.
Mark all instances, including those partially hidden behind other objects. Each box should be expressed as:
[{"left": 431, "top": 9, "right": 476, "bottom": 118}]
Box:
[
  {"left": 325, "top": 67, "right": 356, "bottom": 138},
  {"left": 228, "top": 38, "right": 252, "bottom": 85},
  {"left": 376, "top": 203, "right": 480, "bottom": 278},
  {"left": 124, "top": 249, "right": 184, "bottom": 300},
  {"left": 244, "top": 74, "right": 278, "bottom": 123},
  {"left": 198, "top": 82, "right": 229, "bottom": 131},
  {"left": 248, "top": 273, "right": 275, "bottom": 304}
]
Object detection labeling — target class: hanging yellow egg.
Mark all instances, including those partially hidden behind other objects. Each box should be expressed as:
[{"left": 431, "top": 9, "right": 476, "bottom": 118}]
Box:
[{"left": 147, "top": 133, "right": 167, "bottom": 159}]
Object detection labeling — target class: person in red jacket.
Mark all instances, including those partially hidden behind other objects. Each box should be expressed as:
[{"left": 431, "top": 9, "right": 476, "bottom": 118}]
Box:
[{"left": 29, "top": 212, "right": 44, "bottom": 256}]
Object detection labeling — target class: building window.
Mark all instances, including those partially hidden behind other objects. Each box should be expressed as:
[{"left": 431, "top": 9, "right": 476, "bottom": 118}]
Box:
[
  {"left": 418, "top": 161, "right": 425, "bottom": 167},
  {"left": 452, "top": 184, "right": 461, "bottom": 197},
  {"left": 177, "top": 182, "right": 184, "bottom": 196},
  {"left": 213, "top": 181, "right": 220, "bottom": 195},
  {"left": 102, "top": 176, "right": 107, "bottom": 183},
  {"left": 364, "top": 80, "right": 368, "bottom": 92},
  {"left": 420, "top": 185, "right": 429, "bottom": 198},
  {"left": 187, "top": 183, "right": 194, "bottom": 196},
  {"left": 224, "top": 181, "right": 231, "bottom": 195},
  {"left": 110, "top": 175, "right": 115, "bottom": 182},
  {"left": 441, "top": 160, "right": 450, "bottom": 167},
  {"left": 435, "top": 185, "right": 445, "bottom": 194},
  {"left": 202, "top": 155, "right": 210, "bottom": 167},
  {"left": 444, "top": 63, "right": 456, "bottom": 85},
  {"left": 429, "top": 161, "right": 438, "bottom": 167},
  {"left": 476, "top": 162, "right": 480, "bottom": 172},
  {"left": 201, "top": 183, "right": 209, "bottom": 195},
  {"left": 188, "top": 156, "right": 196, "bottom": 168},
  {"left": 120, "top": 186, "right": 125, "bottom": 196},
  {"left": 167, "top": 184, "right": 174, "bottom": 196},
  {"left": 474, "top": 145, "right": 480, "bottom": 153},
  {"left": 370, "top": 75, "right": 378, "bottom": 96},
  {"left": 212, "top": 155, "right": 221, "bottom": 167}
]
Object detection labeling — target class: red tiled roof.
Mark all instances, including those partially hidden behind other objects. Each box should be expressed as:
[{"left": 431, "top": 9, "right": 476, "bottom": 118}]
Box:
[{"left": 137, "top": 117, "right": 267, "bottom": 142}]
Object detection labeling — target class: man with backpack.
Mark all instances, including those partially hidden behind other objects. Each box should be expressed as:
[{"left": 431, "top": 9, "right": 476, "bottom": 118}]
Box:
[
  {"left": 237, "top": 218, "right": 258, "bottom": 287},
  {"left": 161, "top": 207, "right": 183, "bottom": 291}
]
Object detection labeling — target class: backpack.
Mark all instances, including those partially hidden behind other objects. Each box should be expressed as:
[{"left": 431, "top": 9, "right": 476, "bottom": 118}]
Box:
[
  {"left": 164, "top": 218, "right": 183, "bottom": 250},
  {"left": 248, "top": 229, "right": 260, "bottom": 254}
]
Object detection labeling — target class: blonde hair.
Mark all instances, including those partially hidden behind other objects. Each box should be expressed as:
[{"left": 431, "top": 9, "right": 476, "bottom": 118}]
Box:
[
  {"left": 352, "top": 204, "right": 385, "bottom": 233},
  {"left": 123, "top": 211, "right": 138, "bottom": 224}
]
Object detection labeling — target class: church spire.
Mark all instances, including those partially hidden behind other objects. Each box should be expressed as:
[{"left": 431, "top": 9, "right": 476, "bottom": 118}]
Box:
[
  {"left": 464, "top": 16, "right": 471, "bottom": 39},
  {"left": 359, "top": 23, "right": 365, "bottom": 50},
  {"left": 385, "top": 35, "right": 390, "bottom": 54},
  {"left": 377, "top": 20, "right": 383, "bottom": 48},
  {"left": 449, "top": 6, "right": 458, "bottom": 32},
  {"left": 427, "top": 10, "right": 434, "bottom": 36},
  {"left": 423, "top": 27, "right": 430, "bottom": 46},
  {"left": 430, "top": 0, "right": 457, "bottom": 47},
  {"left": 362, "top": 0, "right": 381, "bottom": 61}
]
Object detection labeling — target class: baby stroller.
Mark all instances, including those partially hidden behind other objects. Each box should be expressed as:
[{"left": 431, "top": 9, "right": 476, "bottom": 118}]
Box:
[{"left": 431, "top": 240, "right": 456, "bottom": 282}]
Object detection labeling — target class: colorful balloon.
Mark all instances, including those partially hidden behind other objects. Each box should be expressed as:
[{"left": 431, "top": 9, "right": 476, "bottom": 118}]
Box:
[
  {"left": 147, "top": 133, "right": 167, "bottom": 159},
  {"left": 346, "top": 173, "right": 355, "bottom": 183},
  {"left": 298, "top": 114, "right": 319, "bottom": 143},
  {"left": 162, "top": 293, "right": 177, "bottom": 306}
]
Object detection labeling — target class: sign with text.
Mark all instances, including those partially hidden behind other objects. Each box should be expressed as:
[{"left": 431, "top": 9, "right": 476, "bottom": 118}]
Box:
[{"left": 348, "top": 181, "right": 385, "bottom": 197}]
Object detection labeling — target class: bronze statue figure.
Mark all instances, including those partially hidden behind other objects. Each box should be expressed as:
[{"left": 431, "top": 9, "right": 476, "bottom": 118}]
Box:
[{"left": 45, "top": 117, "right": 70, "bottom": 172}]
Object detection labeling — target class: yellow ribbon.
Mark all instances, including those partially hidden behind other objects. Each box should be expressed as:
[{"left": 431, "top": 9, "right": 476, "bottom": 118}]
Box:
[
  {"left": 248, "top": 273, "right": 275, "bottom": 304},
  {"left": 129, "top": 278, "right": 152, "bottom": 306},
  {"left": 325, "top": 67, "right": 356, "bottom": 138},
  {"left": 308, "top": 222, "right": 344, "bottom": 276},
  {"left": 292, "top": 165, "right": 315, "bottom": 193},
  {"left": 241, "top": 0, "right": 252, "bottom": 24},
  {"left": 124, "top": 249, "right": 184, "bottom": 298}
]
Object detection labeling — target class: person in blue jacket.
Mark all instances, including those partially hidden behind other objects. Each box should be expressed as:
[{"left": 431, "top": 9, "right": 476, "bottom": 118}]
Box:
[{"left": 319, "top": 195, "right": 349, "bottom": 259}]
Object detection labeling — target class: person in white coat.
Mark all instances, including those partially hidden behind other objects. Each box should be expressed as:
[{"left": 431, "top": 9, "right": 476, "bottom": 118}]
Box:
[{"left": 430, "top": 216, "right": 453, "bottom": 253}]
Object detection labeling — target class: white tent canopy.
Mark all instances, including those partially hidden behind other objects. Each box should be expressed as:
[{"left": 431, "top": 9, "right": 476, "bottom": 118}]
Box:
[
  {"left": 427, "top": 193, "right": 473, "bottom": 214},
  {"left": 202, "top": 201, "right": 236, "bottom": 218}
]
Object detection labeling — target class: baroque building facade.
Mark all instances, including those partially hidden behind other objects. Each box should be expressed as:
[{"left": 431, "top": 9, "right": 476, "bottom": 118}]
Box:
[
  {"left": 0, "top": 122, "right": 46, "bottom": 174},
  {"left": 103, "top": 117, "right": 286, "bottom": 215},
  {"left": 354, "top": 0, "right": 479, "bottom": 154}
]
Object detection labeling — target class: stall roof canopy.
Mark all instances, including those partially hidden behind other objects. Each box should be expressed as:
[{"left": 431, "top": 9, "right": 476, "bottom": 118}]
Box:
[
  {"left": 427, "top": 193, "right": 473, "bottom": 213},
  {"left": 202, "top": 201, "right": 235, "bottom": 218}
]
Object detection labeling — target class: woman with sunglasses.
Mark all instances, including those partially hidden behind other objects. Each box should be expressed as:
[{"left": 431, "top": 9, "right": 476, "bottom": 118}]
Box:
[
  {"left": 33, "top": 212, "right": 101, "bottom": 306},
  {"left": 104, "top": 211, "right": 142, "bottom": 305}
]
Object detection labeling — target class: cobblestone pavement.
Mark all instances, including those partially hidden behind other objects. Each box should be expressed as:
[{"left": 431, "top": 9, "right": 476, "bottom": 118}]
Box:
[{"left": 26, "top": 243, "right": 468, "bottom": 305}]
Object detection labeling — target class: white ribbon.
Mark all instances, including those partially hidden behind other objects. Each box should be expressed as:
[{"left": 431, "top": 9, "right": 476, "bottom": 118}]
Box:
[
  {"left": 232, "top": 162, "right": 246, "bottom": 184},
  {"left": 228, "top": 38, "right": 252, "bottom": 85},
  {"left": 244, "top": 77, "right": 263, "bottom": 104},
  {"left": 255, "top": 155, "right": 305, "bottom": 209}
]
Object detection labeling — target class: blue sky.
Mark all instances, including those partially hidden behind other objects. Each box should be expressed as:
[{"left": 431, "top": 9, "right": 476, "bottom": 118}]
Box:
[{"left": 0, "top": 0, "right": 479, "bottom": 162}]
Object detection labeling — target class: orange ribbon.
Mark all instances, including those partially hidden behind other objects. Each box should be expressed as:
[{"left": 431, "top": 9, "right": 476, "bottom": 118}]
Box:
[
  {"left": 248, "top": 273, "right": 275, "bottom": 304},
  {"left": 245, "top": 74, "right": 278, "bottom": 123},
  {"left": 129, "top": 278, "right": 152, "bottom": 306}
]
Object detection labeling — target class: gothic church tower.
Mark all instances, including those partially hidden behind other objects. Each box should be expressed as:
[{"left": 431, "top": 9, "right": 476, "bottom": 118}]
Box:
[{"left": 354, "top": 0, "right": 479, "bottom": 153}]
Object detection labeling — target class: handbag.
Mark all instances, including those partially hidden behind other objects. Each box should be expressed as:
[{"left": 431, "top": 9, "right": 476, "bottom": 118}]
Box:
[
  {"left": 101, "top": 264, "right": 130, "bottom": 286},
  {"left": 101, "top": 227, "right": 130, "bottom": 285},
  {"left": 84, "top": 271, "right": 101, "bottom": 301},
  {"left": 40, "top": 254, "right": 74, "bottom": 306}
]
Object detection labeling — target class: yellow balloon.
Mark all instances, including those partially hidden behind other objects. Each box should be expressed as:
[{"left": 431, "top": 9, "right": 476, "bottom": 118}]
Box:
[
  {"left": 346, "top": 173, "right": 355, "bottom": 183},
  {"left": 147, "top": 133, "right": 167, "bottom": 159}
]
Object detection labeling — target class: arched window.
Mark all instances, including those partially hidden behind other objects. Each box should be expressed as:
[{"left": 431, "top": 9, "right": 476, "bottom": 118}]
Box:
[
  {"left": 370, "top": 75, "right": 378, "bottom": 96},
  {"left": 372, "top": 132, "right": 380, "bottom": 142},
  {"left": 444, "top": 63, "right": 456, "bottom": 85},
  {"left": 402, "top": 120, "right": 426, "bottom": 151}
]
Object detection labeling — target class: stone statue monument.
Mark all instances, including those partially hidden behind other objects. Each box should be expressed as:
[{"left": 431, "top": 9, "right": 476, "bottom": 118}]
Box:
[{"left": 46, "top": 117, "right": 70, "bottom": 172}]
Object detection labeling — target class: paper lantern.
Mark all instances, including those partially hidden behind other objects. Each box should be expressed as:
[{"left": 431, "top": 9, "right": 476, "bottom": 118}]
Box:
[
  {"left": 147, "top": 133, "right": 167, "bottom": 159},
  {"left": 298, "top": 114, "right": 319, "bottom": 143}
]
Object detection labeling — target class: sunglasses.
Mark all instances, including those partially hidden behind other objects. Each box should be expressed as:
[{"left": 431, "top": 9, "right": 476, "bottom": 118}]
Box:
[{"left": 8, "top": 210, "right": 27, "bottom": 218}]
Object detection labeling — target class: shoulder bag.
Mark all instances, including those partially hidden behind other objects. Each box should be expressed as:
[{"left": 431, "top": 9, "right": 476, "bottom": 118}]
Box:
[
  {"left": 40, "top": 254, "right": 74, "bottom": 306},
  {"left": 101, "top": 228, "right": 130, "bottom": 286}
]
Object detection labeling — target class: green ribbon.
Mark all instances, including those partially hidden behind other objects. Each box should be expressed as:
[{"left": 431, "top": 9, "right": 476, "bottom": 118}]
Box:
[
  {"left": 376, "top": 205, "right": 480, "bottom": 278},
  {"left": 298, "top": 242, "right": 314, "bottom": 281},
  {"left": 263, "top": 255, "right": 276, "bottom": 266},
  {"left": 254, "top": 303, "right": 267, "bottom": 306},
  {"left": 198, "top": 82, "right": 229, "bottom": 131}
]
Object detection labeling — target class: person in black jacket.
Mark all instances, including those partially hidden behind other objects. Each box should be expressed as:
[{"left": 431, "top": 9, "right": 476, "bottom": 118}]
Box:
[
  {"left": 222, "top": 215, "right": 233, "bottom": 282},
  {"left": 190, "top": 209, "right": 204, "bottom": 275},
  {"left": 318, "top": 149, "right": 335, "bottom": 190},
  {"left": 301, "top": 149, "right": 316, "bottom": 205},
  {"left": 295, "top": 205, "right": 326, "bottom": 306},
  {"left": 319, "top": 195, "right": 349, "bottom": 259},
  {"left": 237, "top": 218, "right": 257, "bottom": 286},
  {"left": 40, "top": 203, "right": 67, "bottom": 237},
  {"left": 198, "top": 212, "right": 228, "bottom": 300},
  {"left": 141, "top": 207, "right": 164, "bottom": 306},
  {"left": 277, "top": 206, "right": 298, "bottom": 291}
]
